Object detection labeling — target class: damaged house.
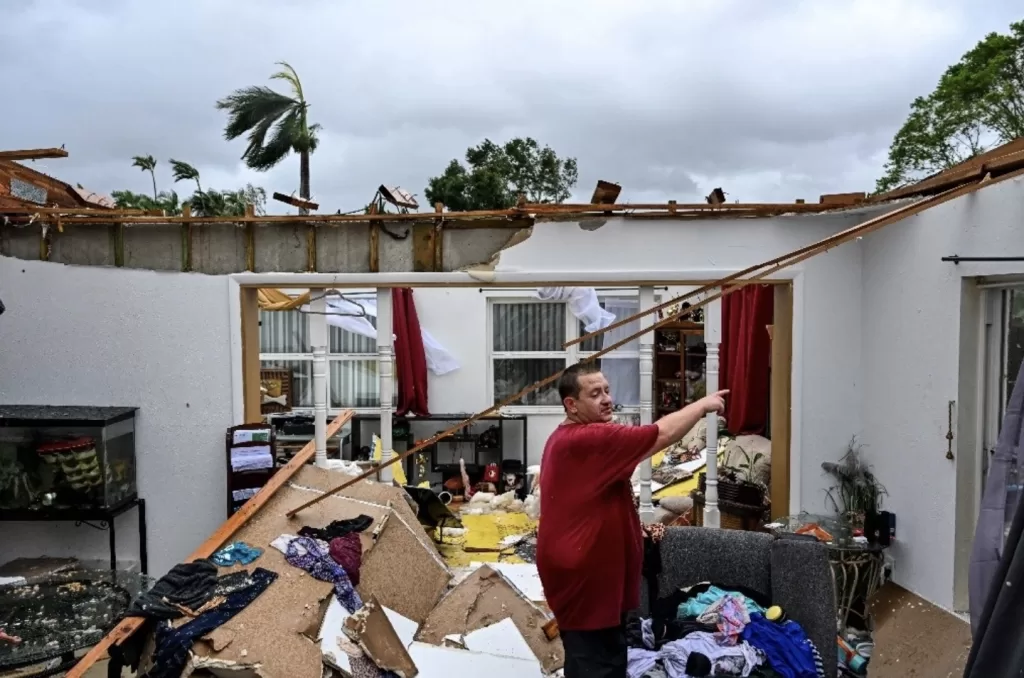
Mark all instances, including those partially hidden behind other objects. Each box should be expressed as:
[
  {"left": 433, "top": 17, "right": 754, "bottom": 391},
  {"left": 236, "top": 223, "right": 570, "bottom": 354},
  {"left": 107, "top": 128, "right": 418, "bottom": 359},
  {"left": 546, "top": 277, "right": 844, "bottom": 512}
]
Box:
[{"left": 1, "top": 140, "right": 1024, "bottom": 675}]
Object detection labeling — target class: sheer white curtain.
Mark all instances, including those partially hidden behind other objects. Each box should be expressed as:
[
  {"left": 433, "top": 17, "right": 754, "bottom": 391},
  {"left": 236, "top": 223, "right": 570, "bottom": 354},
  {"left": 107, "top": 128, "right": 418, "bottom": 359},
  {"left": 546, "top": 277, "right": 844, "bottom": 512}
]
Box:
[{"left": 597, "top": 299, "right": 640, "bottom": 408}]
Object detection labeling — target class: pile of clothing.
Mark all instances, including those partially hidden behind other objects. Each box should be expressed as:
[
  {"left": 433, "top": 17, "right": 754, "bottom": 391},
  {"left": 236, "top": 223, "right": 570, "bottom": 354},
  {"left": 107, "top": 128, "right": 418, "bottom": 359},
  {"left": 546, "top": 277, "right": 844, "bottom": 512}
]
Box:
[
  {"left": 110, "top": 515, "right": 384, "bottom": 678},
  {"left": 628, "top": 583, "right": 824, "bottom": 678},
  {"left": 109, "top": 559, "right": 278, "bottom": 678}
]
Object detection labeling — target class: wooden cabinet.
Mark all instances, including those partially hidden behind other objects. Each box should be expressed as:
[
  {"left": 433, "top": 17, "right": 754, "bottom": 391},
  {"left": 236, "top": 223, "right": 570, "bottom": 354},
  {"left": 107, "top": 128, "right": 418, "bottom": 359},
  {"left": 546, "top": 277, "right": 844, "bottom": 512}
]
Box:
[{"left": 653, "top": 321, "right": 707, "bottom": 417}]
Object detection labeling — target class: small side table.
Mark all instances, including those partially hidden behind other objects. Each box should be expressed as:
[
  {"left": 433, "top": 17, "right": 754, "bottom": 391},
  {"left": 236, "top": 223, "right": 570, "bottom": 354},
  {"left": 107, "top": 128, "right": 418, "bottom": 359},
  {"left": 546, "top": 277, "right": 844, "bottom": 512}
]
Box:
[
  {"left": 767, "top": 513, "right": 885, "bottom": 632},
  {"left": 0, "top": 496, "right": 148, "bottom": 574}
]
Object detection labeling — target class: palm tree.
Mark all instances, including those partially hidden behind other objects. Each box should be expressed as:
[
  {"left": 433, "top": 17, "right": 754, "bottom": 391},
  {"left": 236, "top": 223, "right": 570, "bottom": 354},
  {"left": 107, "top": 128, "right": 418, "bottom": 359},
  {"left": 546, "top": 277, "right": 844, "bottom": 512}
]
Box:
[
  {"left": 216, "top": 62, "right": 320, "bottom": 212},
  {"left": 170, "top": 159, "right": 202, "bottom": 193},
  {"left": 131, "top": 155, "right": 158, "bottom": 199}
]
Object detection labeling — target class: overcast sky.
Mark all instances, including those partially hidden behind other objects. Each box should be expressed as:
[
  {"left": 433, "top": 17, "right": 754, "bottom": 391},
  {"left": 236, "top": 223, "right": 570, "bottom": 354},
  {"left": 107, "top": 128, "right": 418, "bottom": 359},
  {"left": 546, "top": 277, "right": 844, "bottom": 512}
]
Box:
[{"left": 2, "top": 1, "right": 1021, "bottom": 212}]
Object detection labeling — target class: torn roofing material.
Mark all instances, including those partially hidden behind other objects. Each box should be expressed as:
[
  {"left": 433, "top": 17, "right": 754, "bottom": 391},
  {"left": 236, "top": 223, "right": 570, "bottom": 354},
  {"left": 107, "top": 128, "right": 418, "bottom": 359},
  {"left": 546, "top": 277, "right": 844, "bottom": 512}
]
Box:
[{"left": 876, "top": 136, "right": 1024, "bottom": 201}]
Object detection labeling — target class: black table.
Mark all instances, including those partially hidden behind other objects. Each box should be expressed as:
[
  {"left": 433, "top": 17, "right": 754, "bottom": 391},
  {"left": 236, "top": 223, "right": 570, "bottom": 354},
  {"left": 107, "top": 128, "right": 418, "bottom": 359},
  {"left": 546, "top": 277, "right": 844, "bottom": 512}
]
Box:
[{"left": 0, "top": 496, "right": 148, "bottom": 574}]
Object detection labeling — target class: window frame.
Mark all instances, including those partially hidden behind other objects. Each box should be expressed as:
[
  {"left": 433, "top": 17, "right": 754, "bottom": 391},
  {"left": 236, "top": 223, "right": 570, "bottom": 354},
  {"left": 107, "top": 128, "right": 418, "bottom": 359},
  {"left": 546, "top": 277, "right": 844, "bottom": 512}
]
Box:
[
  {"left": 258, "top": 291, "right": 387, "bottom": 414},
  {"left": 486, "top": 293, "right": 648, "bottom": 415}
]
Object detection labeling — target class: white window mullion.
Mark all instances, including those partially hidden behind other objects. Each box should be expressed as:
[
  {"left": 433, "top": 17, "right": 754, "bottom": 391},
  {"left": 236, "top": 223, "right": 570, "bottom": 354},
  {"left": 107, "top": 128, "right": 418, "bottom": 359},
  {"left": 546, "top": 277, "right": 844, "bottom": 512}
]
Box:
[{"left": 259, "top": 352, "right": 313, "bottom": 361}]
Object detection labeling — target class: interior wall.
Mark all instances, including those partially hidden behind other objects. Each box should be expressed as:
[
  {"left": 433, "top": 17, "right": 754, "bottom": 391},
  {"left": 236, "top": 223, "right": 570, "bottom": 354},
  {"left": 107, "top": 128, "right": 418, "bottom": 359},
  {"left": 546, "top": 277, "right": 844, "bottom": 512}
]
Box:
[
  {"left": 411, "top": 286, "right": 562, "bottom": 466},
  {"left": 496, "top": 208, "right": 894, "bottom": 511},
  {"left": 859, "top": 175, "right": 1024, "bottom": 611},
  {"left": 0, "top": 257, "right": 235, "bottom": 577}
]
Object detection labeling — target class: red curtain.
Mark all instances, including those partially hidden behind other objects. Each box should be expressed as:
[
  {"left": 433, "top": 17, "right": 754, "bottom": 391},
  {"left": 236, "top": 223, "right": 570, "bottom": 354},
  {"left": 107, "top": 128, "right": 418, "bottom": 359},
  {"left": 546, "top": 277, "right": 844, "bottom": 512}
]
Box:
[
  {"left": 392, "top": 288, "right": 430, "bottom": 416},
  {"left": 719, "top": 285, "right": 774, "bottom": 435}
]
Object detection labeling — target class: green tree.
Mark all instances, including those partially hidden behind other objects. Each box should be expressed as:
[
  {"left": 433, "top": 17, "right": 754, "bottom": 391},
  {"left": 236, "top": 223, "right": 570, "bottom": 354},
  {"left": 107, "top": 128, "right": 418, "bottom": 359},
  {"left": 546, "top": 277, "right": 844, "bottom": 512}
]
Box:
[
  {"left": 188, "top": 185, "right": 267, "bottom": 217},
  {"left": 425, "top": 137, "right": 579, "bottom": 211},
  {"left": 111, "top": 189, "right": 182, "bottom": 216},
  {"left": 877, "top": 20, "right": 1024, "bottom": 193},
  {"left": 170, "top": 159, "right": 202, "bottom": 193},
  {"left": 131, "top": 155, "right": 159, "bottom": 199},
  {"left": 216, "top": 62, "right": 320, "bottom": 212}
]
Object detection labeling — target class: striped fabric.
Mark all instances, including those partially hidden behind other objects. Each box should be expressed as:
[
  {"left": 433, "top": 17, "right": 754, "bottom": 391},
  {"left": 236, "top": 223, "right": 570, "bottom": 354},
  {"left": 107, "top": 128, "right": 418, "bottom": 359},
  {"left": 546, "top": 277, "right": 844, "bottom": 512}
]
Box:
[{"left": 808, "top": 638, "right": 826, "bottom": 678}]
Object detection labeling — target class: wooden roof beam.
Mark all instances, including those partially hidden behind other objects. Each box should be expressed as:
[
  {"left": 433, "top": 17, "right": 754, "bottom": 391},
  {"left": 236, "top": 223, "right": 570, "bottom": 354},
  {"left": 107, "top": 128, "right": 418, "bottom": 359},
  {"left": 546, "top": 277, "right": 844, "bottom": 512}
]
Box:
[
  {"left": 272, "top": 192, "right": 320, "bottom": 211},
  {"left": 0, "top": 148, "right": 69, "bottom": 161}
]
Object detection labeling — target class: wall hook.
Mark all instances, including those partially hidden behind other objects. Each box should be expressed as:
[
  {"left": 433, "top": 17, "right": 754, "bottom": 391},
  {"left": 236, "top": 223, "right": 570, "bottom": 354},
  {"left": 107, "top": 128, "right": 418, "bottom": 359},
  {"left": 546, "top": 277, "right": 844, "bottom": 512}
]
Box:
[{"left": 946, "top": 400, "right": 955, "bottom": 460}]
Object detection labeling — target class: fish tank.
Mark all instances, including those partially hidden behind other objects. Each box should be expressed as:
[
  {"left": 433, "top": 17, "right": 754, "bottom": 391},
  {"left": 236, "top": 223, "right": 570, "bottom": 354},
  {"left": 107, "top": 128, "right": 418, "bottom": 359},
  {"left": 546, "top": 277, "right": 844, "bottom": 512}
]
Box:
[{"left": 0, "top": 406, "right": 138, "bottom": 512}]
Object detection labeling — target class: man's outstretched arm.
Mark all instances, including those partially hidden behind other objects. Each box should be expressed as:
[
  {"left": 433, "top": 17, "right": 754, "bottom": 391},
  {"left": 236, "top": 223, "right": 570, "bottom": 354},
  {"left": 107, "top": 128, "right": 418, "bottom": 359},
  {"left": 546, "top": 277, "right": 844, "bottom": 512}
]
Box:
[{"left": 647, "top": 390, "right": 729, "bottom": 456}]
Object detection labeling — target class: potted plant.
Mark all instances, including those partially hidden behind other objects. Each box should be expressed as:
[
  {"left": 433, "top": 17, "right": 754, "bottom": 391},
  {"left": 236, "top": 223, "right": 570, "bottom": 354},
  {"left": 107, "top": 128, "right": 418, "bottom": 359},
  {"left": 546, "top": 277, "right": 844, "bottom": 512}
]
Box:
[
  {"left": 822, "top": 437, "right": 887, "bottom": 530},
  {"left": 699, "top": 446, "right": 767, "bottom": 506}
]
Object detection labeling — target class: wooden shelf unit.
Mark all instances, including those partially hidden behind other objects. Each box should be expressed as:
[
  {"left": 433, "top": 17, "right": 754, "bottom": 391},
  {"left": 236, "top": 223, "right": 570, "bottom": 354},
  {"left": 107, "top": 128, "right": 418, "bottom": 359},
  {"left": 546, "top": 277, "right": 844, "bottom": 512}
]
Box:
[{"left": 653, "top": 321, "right": 707, "bottom": 417}]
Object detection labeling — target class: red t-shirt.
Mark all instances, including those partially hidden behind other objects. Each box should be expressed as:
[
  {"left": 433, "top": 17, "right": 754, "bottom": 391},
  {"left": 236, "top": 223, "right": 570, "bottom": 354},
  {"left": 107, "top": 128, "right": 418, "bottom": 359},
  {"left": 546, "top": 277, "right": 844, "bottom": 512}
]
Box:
[{"left": 536, "top": 422, "right": 660, "bottom": 631}]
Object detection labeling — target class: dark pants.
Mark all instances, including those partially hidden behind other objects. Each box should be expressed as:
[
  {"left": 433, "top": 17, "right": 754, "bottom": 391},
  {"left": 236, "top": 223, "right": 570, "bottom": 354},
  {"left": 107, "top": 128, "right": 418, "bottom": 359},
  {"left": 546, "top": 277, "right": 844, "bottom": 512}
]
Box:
[{"left": 561, "top": 622, "right": 628, "bottom": 678}]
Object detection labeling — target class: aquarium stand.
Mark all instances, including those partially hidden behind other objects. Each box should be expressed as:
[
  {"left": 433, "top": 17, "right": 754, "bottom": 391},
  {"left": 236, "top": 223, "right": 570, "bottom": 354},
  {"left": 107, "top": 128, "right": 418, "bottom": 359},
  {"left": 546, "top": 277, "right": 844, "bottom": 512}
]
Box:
[{"left": 0, "top": 495, "right": 147, "bottom": 574}]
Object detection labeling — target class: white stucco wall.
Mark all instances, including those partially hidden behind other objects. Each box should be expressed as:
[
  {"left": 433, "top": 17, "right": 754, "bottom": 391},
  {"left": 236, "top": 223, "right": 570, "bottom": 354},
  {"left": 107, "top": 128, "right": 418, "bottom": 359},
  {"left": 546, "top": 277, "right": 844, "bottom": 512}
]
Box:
[
  {"left": 859, "top": 175, "right": 1024, "bottom": 611},
  {"left": 0, "top": 257, "right": 235, "bottom": 577}
]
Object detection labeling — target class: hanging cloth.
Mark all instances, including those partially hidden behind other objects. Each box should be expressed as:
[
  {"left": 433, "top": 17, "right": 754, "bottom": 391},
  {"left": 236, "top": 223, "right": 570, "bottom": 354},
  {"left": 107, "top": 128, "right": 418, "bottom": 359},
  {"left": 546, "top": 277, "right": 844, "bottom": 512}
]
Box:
[
  {"left": 321, "top": 294, "right": 460, "bottom": 376},
  {"left": 392, "top": 288, "right": 430, "bottom": 416},
  {"left": 720, "top": 285, "right": 774, "bottom": 435},
  {"left": 965, "top": 357, "right": 1024, "bottom": 675},
  {"left": 536, "top": 287, "right": 615, "bottom": 332}
]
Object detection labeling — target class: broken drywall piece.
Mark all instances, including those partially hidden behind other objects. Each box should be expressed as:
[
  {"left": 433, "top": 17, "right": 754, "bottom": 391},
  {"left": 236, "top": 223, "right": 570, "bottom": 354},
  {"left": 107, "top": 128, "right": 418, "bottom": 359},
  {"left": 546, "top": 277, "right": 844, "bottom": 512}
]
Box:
[
  {"left": 343, "top": 595, "right": 418, "bottom": 678},
  {"left": 416, "top": 565, "right": 564, "bottom": 673},
  {"left": 383, "top": 606, "right": 419, "bottom": 649},
  {"left": 442, "top": 634, "right": 466, "bottom": 649},
  {"left": 318, "top": 597, "right": 354, "bottom": 673},
  {"left": 463, "top": 618, "right": 536, "bottom": 661},
  {"left": 406, "top": 642, "right": 544, "bottom": 678},
  {"left": 467, "top": 562, "right": 545, "bottom": 602},
  {"left": 182, "top": 656, "right": 267, "bottom": 678},
  {"left": 203, "top": 627, "right": 235, "bottom": 652}
]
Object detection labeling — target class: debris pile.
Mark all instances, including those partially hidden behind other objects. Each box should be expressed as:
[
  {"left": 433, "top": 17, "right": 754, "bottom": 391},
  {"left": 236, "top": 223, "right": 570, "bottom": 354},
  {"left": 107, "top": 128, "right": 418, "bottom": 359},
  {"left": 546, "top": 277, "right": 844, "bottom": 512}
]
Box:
[{"left": 93, "top": 464, "right": 563, "bottom": 678}]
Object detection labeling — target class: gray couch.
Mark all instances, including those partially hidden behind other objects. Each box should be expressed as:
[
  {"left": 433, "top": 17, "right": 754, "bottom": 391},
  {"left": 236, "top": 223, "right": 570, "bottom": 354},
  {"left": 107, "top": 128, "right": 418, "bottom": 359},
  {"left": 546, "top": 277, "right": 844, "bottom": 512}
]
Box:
[{"left": 639, "top": 527, "right": 837, "bottom": 678}]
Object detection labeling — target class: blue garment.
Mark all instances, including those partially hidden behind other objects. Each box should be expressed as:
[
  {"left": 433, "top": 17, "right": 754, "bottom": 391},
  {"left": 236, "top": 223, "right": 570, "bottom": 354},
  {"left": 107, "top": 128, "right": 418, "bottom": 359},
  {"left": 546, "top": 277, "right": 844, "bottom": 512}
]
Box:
[
  {"left": 740, "top": 614, "right": 817, "bottom": 678},
  {"left": 146, "top": 568, "right": 277, "bottom": 678},
  {"left": 211, "top": 541, "right": 264, "bottom": 567},
  {"left": 677, "top": 585, "right": 765, "bottom": 618},
  {"left": 285, "top": 536, "right": 362, "bottom": 613}
]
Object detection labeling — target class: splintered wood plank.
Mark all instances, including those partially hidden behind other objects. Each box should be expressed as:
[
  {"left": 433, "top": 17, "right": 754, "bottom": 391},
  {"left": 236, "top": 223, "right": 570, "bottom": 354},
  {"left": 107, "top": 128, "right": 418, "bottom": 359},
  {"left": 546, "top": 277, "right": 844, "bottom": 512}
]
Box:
[
  {"left": 63, "top": 410, "right": 353, "bottom": 678},
  {"left": 0, "top": 148, "right": 68, "bottom": 160}
]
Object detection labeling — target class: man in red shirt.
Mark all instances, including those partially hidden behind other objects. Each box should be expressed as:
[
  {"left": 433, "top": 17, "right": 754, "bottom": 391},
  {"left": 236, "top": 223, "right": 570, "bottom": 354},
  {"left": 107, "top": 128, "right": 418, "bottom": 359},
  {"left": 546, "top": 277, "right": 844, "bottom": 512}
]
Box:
[{"left": 537, "top": 362, "right": 727, "bottom": 677}]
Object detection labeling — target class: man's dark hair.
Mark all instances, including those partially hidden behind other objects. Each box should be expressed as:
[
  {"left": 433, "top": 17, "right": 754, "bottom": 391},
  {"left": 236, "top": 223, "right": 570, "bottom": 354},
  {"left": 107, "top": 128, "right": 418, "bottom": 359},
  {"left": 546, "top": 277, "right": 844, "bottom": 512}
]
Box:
[{"left": 558, "top": 362, "right": 602, "bottom": 405}]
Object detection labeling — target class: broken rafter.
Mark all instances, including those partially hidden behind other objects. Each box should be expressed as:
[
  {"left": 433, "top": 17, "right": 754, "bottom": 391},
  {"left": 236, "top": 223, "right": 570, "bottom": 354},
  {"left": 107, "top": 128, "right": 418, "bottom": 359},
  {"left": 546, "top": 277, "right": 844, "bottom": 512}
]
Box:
[
  {"left": 0, "top": 148, "right": 69, "bottom": 161},
  {"left": 524, "top": 201, "right": 836, "bottom": 213},
  {"left": 64, "top": 410, "right": 355, "bottom": 678},
  {"left": 0, "top": 206, "right": 152, "bottom": 217},
  {"left": 568, "top": 173, "right": 1012, "bottom": 349},
  {"left": 272, "top": 192, "right": 320, "bottom": 211},
  {"left": 2, "top": 200, "right": 860, "bottom": 226},
  {"left": 285, "top": 167, "right": 1024, "bottom": 518}
]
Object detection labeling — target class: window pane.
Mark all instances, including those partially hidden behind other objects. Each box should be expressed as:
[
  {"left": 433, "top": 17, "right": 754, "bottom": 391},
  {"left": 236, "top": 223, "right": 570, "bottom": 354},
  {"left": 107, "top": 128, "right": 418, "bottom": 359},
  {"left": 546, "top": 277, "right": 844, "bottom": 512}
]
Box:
[
  {"left": 261, "top": 360, "right": 312, "bottom": 408},
  {"left": 579, "top": 299, "right": 641, "bottom": 353},
  {"left": 260, "top": 310, "right": 310, "bottom": 353},
  {"left": 494, "top": 358, "right": 564, "bottom": 406},
  {"left": 493, "top": 303, "right": 565, "bottom": 352},
  {"left": 587, "top": 357, "right": 641, "bottom": 407},
  {"left": 330, "top": 360, "right": 387, "bottom": 408},
  {"left": 329, "top": 322, "right": 376, "bottom": 354}
]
